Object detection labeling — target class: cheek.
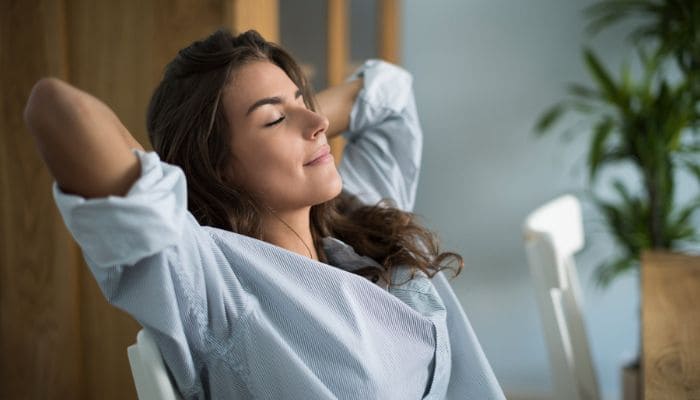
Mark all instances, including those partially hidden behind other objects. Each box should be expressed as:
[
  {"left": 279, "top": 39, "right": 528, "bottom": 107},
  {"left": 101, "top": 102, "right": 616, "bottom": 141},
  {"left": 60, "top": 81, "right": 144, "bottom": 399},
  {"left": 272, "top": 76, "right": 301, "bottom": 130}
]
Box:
[
  {"left": 229, "top": 134, "right": 339, "bottom": 207},
  {"left": 232, "top": 140, "right": 301, "bottom": 190}
]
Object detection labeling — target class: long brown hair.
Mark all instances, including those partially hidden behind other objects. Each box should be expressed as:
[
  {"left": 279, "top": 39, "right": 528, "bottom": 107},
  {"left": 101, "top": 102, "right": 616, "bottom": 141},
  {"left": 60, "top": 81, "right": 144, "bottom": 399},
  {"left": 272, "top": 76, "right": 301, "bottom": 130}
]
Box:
[{"left": 146, "top": 29, "right": 462, "bottom": 287}]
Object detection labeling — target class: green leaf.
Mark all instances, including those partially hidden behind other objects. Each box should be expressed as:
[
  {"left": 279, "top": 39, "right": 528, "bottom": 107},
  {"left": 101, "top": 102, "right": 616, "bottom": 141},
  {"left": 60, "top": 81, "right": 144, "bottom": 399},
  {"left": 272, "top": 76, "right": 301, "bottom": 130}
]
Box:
[
  {"left": 588, "top": 118, "right": 615, "bottom": 180},
  {"left": 586, "top": 12, "right": 627, "bottom": 36},
  {"left": 638, "top": 47, "right": 663, "bottom": 96},
  {"left": 567, "top": 83, "right": 600, "bottom": 100},
  {"left": 666, "top": 115, "right": 689, "bottom": 151},
  {"left": 597, "top": 186, "right": 651, "bottom": 256},
  {"left": 600, "top": 147, "right": 629, "bottom": 164},
  {"left": 583, "top": 48, "right": 623, "bottom": 108},
  {"left": 675, "top": 203, "right": 698, "bottom": 227},
  {"left": 677, "top": 143, "right": 700, "bottom": 153},
  {"left": 620, "top": 60, "right": 633, "bottom": 94},
  {"left": 535, "top": 104, "right": 566, "bottom": 134},
  {"left": 567, "top": 101, "right": 597, "bottom": 114},
  {"left": 630, "top": 26, "right": 660, "bottom": 43},
  {"left": 668, "top": 198, "right": 700, "bottom": 240},
  {"left": 598, "top": 200, "right": 638, "bottom": 256},
  {"left": 684, "top": 161, "right": 700, "bottom": 183},
  {"left": 612, "top": 180, "right": 633, "bottom": 205},
  {"left": 584, "top": 0, "right": 646, "bottom": 35},
  {"left": 595, "top": 256, "right": 637, "bottom": 288}
]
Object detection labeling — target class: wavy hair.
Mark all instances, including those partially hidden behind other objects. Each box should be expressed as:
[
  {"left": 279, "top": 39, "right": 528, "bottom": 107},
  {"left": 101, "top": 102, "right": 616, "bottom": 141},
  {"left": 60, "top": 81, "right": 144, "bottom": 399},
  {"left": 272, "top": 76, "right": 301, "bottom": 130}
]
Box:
[{"left": 146, "top": 29, "right": 462, "bottom": 287}]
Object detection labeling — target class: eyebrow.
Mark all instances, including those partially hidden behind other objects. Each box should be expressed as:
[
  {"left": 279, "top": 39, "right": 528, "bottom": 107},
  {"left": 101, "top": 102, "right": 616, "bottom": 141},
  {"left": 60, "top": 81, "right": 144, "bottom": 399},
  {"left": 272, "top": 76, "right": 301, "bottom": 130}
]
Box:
[{"left": 245, "top": 89, "right": 303, "bottom": 116}]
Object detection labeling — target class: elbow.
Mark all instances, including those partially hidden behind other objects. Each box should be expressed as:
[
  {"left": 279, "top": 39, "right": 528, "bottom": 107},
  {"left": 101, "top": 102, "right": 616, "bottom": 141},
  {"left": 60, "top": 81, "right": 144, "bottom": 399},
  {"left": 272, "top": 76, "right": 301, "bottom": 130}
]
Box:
[{"left": 24, "top": 77, "right": 68, "bottom": 135}]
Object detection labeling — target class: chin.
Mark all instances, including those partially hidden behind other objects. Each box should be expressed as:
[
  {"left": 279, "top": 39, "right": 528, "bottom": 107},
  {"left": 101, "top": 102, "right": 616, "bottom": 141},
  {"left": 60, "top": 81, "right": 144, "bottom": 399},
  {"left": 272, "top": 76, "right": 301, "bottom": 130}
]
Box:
[{"left": 313, "top": 174, "right": 343, "bottom": 205}]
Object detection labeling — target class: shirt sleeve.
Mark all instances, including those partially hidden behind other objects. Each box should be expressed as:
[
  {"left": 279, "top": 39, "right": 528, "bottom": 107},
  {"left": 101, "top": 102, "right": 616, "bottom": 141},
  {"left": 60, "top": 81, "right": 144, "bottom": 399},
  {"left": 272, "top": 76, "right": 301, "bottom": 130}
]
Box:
[
  {"left": 339, "top": 59, "right": 422, "bottom": 212},
  {"left": 53, "top": 149, "right": 249, "bottom": 397},
  {"left": 54, "top": 150, "right": 187, "bottom": 268}
]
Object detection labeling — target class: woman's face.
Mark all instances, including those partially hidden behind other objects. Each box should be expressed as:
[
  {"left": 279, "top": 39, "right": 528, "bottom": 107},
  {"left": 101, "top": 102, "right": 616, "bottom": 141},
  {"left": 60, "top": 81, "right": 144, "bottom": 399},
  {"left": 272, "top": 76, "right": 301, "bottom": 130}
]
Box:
[{"left": 221, "top": 60, "right": 342, "bottom": 211}]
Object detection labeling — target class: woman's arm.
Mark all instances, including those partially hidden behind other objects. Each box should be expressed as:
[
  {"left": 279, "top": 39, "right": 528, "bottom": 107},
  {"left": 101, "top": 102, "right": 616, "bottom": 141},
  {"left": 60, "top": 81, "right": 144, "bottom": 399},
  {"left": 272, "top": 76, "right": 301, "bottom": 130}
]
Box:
[
  {"left": 315, "top": 78, "right": 363, "bottom": 139},
  {"left": 24, "top": 78, "right": 144, "bottom": 198},
  {"left": 333, "top": 60, "right": 423, "bottom": 211}
]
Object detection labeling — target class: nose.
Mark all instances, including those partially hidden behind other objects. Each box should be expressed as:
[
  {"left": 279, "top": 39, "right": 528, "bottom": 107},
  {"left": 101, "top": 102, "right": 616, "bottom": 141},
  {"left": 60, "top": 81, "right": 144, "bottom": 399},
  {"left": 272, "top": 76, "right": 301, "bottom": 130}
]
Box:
[{"left": 301, "top": 108, "right": 329, "bottom": 140}]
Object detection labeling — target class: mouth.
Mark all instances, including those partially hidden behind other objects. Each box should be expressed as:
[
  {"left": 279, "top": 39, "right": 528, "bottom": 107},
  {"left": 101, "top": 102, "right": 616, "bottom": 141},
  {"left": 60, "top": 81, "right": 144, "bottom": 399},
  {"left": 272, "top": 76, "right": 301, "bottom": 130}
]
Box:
[{"left": 304, "top": 144, "right": 333, "bottom": 166}]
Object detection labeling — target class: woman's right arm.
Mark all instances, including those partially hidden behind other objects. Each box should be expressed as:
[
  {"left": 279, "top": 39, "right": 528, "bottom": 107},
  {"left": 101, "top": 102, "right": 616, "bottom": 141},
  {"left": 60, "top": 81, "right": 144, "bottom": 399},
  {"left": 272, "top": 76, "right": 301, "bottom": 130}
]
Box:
[
  {"left": 26, "top": 79, "right": 250, "bottom": 397},
  {"left": 24, "top": 77, "right": 144, "bottom": 198}
]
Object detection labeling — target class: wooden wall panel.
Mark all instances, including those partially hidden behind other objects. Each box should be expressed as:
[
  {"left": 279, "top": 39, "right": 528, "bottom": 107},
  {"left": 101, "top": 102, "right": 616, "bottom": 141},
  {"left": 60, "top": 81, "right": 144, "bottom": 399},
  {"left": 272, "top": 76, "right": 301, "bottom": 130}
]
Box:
[
  {"left": 64, "top": 1, "right": 235, "bottom": 397},
  {"left": 325, "top": 0, "right": 400, "bottom": 162},
  {"left": 0, "top": 1, "right": 84, "bottom": 399},
  {"left": 326, "top": 0, "right": 348, "bottom": 87},
  {"left": 379, "top": 0, "right": 400, "bottom": 64},
  {"left": 327, "top": 0, "right": 348, "bottom": 162},
  {"left": 2, "top": 0, "right": 279, "bottom": 398},
  {"left": 152, "top": 0, "right": 232, "bottom": 90},
  {"left": 225, "top": 0, "right": 279, "bottom": 41},
  {"left": 64, "top": 3, "right": 153, "bottom": 396}
]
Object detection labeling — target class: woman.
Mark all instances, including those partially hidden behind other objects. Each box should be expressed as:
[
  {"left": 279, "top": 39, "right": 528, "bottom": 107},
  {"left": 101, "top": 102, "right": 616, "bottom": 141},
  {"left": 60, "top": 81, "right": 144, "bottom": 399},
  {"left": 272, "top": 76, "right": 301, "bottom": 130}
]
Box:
[{"left": 24, "top": 29, "right": 504, "bottom": 399}]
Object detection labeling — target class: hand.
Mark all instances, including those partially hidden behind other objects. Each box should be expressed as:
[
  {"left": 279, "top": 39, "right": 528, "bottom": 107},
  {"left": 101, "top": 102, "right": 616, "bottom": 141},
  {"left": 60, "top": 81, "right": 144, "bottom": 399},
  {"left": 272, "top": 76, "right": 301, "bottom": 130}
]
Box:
[{"left": 314, "top": 78, "right": 363, "bottom": 138}]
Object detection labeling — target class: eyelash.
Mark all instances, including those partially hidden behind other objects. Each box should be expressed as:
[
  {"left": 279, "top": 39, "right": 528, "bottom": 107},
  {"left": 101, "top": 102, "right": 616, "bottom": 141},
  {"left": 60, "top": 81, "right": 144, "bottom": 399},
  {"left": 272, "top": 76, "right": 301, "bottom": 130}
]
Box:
[
  {"left": 263, "top": 95, "right": 305, "bottom": 127},
  {"left": 265, "top": 116, "right": 285, "bottom": 127}
]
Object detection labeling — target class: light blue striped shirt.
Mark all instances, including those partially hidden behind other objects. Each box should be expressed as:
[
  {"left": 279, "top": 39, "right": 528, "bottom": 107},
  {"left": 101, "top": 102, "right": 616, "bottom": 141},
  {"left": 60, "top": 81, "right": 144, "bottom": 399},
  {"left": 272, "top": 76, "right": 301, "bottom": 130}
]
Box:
[{"left": 54, "top": 60, "right": 505, "bottom": 399}]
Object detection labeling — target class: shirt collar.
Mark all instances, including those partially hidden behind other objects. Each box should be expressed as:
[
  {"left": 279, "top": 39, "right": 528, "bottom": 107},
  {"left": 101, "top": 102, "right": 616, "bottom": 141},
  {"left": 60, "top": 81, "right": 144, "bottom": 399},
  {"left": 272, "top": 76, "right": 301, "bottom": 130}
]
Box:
[{"left": 321, "top": 237, "right": 389, "bottom": 290}]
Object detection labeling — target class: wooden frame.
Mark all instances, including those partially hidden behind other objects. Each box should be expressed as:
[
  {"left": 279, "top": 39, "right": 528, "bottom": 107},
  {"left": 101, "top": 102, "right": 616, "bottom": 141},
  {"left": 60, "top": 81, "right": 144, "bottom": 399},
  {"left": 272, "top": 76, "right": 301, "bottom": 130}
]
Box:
[{"left": 326, "top": 0, "right": 401, "bottom": 161}]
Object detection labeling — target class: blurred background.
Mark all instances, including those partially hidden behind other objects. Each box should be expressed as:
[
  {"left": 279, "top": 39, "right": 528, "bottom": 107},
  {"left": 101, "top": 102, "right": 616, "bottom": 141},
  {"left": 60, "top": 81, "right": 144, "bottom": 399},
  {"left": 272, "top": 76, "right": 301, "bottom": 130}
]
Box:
[
  {"left": 402, "top": 2, "right": 638, "bottom": 399},
  {"left": 4, "top": 0, "right": 685, "bottom": 399}
]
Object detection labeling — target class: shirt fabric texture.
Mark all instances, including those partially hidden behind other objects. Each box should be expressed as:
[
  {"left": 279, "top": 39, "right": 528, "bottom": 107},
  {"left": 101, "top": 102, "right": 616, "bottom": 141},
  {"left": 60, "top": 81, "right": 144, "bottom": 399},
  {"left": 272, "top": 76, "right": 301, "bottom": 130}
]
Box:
[{"left": 54, "top": 60, "right": 505, "bottom": 400}]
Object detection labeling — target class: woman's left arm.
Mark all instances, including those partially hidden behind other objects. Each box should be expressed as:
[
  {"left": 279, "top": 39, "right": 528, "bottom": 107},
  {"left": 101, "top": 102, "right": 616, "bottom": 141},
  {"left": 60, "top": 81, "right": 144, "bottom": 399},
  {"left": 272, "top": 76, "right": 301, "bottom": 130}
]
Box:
[
  {"left": 315, "top": 78, "right": 363, "bottom": 138},
  {"left": 325, "top": 60, "right": 423, "bottom": 212}
]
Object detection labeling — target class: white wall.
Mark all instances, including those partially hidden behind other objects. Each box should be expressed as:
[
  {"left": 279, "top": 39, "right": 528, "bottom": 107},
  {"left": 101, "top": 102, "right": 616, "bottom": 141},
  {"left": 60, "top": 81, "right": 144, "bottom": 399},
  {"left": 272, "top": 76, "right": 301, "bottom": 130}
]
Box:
[{"left": 402, "top": 1, "right": 641, "bottom": 399}]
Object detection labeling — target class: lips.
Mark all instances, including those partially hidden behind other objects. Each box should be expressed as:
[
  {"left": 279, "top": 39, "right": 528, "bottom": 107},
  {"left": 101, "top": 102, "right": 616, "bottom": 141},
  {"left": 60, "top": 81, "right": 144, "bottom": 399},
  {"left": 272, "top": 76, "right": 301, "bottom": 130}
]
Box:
[{"left": 304, "top": 144, "right": 332, "bottom": 166}]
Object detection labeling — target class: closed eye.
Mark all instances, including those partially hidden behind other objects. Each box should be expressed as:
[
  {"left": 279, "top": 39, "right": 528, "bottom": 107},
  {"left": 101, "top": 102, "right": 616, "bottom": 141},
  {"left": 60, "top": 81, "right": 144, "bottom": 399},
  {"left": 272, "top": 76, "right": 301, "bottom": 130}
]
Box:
[{"left": 265, "top": 116, "right": 285, "bottom": 127}]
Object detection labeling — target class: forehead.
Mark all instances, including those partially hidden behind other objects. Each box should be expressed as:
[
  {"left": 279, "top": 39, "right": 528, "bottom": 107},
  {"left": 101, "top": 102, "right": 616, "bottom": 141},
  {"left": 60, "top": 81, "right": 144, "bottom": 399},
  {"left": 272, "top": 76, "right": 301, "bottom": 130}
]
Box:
[{"left": 223, "top": 60, "right": 297, "bottom": 117}]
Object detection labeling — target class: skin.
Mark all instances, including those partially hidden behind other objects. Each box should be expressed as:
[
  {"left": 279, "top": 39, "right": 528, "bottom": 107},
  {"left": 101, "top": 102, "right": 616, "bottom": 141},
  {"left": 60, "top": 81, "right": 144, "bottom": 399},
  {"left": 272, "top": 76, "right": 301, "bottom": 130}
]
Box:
[
  {"left": 24, "top": 61, "right": 362, "bottom": 261},
  {"left": 24, "top": 78, "right": 144, "bottom": 198},
  {"left": 222, "top": 61, "right": 362, "bottom": 260}
]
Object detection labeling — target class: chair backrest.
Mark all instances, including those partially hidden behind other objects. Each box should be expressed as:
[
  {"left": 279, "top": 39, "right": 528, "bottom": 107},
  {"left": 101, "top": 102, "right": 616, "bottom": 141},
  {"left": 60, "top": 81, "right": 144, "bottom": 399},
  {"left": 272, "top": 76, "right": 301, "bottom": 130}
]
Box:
[
  {"left": 127, "top": 329, "right": 182, "bottom": 400},
  {"left": 523, "top": 195, "right": 600, "bottom": 400}
]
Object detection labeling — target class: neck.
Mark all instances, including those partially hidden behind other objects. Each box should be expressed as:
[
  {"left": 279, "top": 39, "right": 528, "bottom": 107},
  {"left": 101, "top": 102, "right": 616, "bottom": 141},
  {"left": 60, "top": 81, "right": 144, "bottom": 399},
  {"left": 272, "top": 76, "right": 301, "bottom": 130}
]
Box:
[{"left": 261, "top": 206, "right": 318, "bottom": 260}]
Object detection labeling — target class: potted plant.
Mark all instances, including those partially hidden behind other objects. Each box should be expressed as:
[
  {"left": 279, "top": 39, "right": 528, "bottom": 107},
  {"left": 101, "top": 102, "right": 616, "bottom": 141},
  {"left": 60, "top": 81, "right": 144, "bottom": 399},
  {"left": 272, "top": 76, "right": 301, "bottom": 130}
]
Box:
[
  {"left": 535, "top": 1, "right": 699, "bottom": 398},
  {"left": 537, "top": 0, "right": 699, "bottom": 286}
]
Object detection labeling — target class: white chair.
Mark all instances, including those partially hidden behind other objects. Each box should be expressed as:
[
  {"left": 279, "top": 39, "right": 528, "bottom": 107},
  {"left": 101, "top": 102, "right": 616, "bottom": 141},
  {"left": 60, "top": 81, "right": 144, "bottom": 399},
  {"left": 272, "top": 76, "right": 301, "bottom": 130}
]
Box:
[
  {"left": 127, "top": 329, "right": 183, "bottom": 400},
  {"left": 523, "top": 195, "right": 600, "bottom": 400}
]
